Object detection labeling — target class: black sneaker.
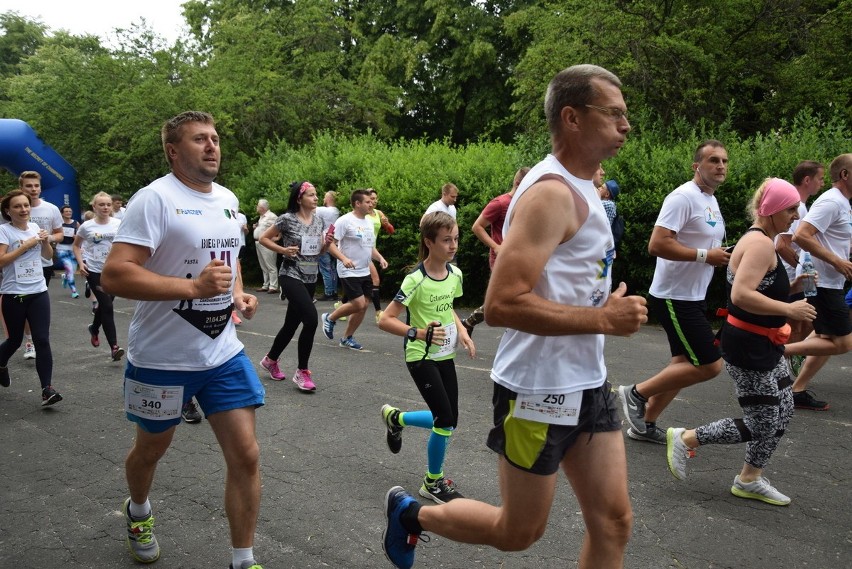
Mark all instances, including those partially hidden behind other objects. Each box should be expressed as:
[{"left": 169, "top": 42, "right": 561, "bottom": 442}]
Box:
[
  {"left": 0, "top": 365, "right": 9, "bottom": 388},
  {"left": 793, "top": 390, "right": 829, "bottom": 411},
  {"left": 627, "top": 424, "right": 666, "bottom": 444},
  {"left": 41, "top": 386, "right": 63, "bottom": 406},
  {"left": 381, "top": 404, "right": 403, "bottom": 454},
  {"left": 419, "top": 477, "right": 463, "bottom": 504},
  {"left": 182, "top": 399, "right": 203, "bottom": 423}
]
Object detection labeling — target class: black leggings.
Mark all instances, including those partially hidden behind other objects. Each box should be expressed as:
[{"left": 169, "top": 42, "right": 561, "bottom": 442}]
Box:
[
  {"left": 0, "top": 291, "right": 52, "bottom": 388},
  {"left": 268, "top": 276, "right": 318, "bottom": 369},
  {"left": 87, "top": 272, "right": 118, "bottom": 347},
  {"left": 406, "top": 358, "right": 459, "bottom": 430}
]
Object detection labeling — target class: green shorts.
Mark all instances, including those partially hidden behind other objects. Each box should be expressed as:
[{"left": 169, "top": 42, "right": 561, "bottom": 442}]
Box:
[{"left": 486, "top": 381, "right": 620, "bottom": 475}]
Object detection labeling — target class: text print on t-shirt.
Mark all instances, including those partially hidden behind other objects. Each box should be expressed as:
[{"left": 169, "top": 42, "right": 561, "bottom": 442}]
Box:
[{"left": 171, "top": 248, "right": 235, "bottom": 339}]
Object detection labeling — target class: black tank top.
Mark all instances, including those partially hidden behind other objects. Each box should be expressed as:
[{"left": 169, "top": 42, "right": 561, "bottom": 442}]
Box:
[{"left": 721, "top": 227, "right": 790, "bottom": 370}]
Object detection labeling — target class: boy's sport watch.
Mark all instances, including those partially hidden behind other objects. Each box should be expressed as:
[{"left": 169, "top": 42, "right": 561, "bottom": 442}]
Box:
[{"left": 406, "top": 327, "right": 418, "bottom": 341}]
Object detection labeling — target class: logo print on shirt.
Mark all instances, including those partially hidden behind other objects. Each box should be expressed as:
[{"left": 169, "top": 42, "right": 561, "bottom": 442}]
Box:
[
  {"left": 171, "top": 251, "right": 233, "bottom": 339},
  {"left": 704, "top": 207, "right": 719, "bottom": 227},
  {"left": 597, "top": 249, "right": 615, "bottom": 279}
]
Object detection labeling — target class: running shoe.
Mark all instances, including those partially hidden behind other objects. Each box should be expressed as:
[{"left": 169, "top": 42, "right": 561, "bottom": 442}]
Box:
[
  {"left": 23, "top": 343, "right": 36, "bottom": 360},
  {"left": 41, "top": 386, "right": 62, "bottom": 407},
  {"left": 382, "top": 486, "right": 421, "bottom": 569},
  {"left": 419, "top": 477, "right": 463, "bottom": 504},
  {"left": 666, "top": 427, "right": 694, "bottom": 481},
  {"left": 730, "top": 475, "right": 791, "bottom": 506},
  {"left": 627, "top": 424, "right": 666, "bottom": 445},
  {"left": 71, "top": 291, "right": 79, "bottom": 299},
  {"left": 182, "top": 399, "right": 202, "bottom": 423},
  {"left": 617, "top": 384, "right": 646, "bottom": 434},
  {"left": 793, "top": 390, "right": 829, "bottom": 411},
  {"left": 381, "top": 404, "right": 403, "bottom": 454},
  {"left": 229, "top": 561, "right": 263, "bottom": 569},
  {"left": 292, "top": 369, "right": 317, "bottom": 392},
  {"left": 321, "top": 312, "right": 335, "bottom": 339},
  {"left": 112, "top": 346, "right": 125, "bottom": 362},
  {"left": 340, "top": 336, "right": 363, "bottom": 350},
  {"left": 123, "top": 498, "right": 160, "bottom": 563},
  {"left": 88, "top": 324, "right": 100, "bottom": 347},
  {"left": 259, "top": 356, "right": 286, "bottom": 381},
  {"left": 0, "top": 365, "right": 10, "bottom": 388},
  {"left": 333, "top": 301, "right": 347, "bottom": 321}
]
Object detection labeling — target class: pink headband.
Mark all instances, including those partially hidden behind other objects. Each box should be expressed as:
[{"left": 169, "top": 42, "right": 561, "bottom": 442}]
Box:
[
  {"left": 757, "top": 178, "right": 800, "bottom": 216},
  {"left": 299, "top": 182, "right": 315, "bottom": 196}
]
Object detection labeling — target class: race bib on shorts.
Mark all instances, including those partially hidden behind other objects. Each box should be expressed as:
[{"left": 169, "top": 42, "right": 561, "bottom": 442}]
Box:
[
  {"left": 513, "top": 390, "right": 582, "bottom": 426},
  {"left": 125, "top": 379, "right": 184, "bottom": 420}
]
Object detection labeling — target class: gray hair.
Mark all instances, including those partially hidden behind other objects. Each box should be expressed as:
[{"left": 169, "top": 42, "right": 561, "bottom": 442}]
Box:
[
  {"left": 257, "top": 199, "right": 270, "bottom": 209},
  {"left": 544, "top": 64, "right": 622, "bottom": 134}
]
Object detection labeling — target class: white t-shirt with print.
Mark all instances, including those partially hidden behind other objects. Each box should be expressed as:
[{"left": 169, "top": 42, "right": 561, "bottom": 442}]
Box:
[
  {"left": 29, "top": 200, "right": 62, "bottom": 267},
  {"left": 776, "top": 202, "right": 808, "bottom": 282},
  {"left": 115, "top": 173, "right": 244, "bottom": 371},
  {"left": 800, "top": 187, "right": 852, "bottom": 290},
  {"left": 424, "top": 199, "right": 456, "bottom": 219},
  {"left": 77, "top": 217, "right": 121, "bottom": 273},
  {"left": 649, "top": 180, "right": 726, "bottom": 301},
  {"left": 0, "top": 222, "right": 50, "bottom": 294},
  {"left": 333, "top": 212, "right": 374, "bottom": 278}
]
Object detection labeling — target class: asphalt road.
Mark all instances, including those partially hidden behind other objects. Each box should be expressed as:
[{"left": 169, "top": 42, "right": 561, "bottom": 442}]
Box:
[{"left": 1, "top": 286, "right": 849, "bottom": 568}]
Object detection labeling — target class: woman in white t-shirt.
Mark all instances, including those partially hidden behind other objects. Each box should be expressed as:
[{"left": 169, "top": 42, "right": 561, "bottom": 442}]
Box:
[
  {"left": 0, "top": 190, "right": 61, "bottom": 405},
  {"left": 73, "top": 192, "right": 124, "bottom": 361}
]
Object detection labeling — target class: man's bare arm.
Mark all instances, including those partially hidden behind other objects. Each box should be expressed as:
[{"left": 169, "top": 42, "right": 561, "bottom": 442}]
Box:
[
  {"left": 102, "top": 242, "right": 232, "bottom": 300},
  {"left": 484, "top": 180, "right": 646, "bottom": 337}
]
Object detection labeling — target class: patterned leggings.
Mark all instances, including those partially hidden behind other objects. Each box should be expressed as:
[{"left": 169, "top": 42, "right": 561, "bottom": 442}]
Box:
[{"left": 694, "top": 357, "right": 793, "bottom": 469}]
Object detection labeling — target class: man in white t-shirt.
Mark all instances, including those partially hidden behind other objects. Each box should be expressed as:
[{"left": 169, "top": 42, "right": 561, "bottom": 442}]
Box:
[
  {"left": 101, "top": 111, "right": 265, "bottom": 569},
  {"left": 774, "top": 161, "right": 824, "bottom": 374},
  {"left": 111, "top": 194, "right": 127, "bottom": 219},
  {"left": 784, "top": 153, "right": 852, "bottom": 411},
  {"left": 321, "top": 189, "right": 387, "bottom": 350},
  {"left": 315, "top": 190, "right": 340, "bottom": 300},
  {"left": 18, "top": 171, "right": 63, "bottom": 359},
  {"left": 423, "top": 182, "right": 459, "bottom": 220},
  {"left": 618, "top": 140, "right": 731, "bottom": 444}
]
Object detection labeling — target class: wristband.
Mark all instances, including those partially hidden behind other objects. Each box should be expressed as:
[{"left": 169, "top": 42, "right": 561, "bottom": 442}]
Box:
[{"left": 696, "top": 248, "right": 708, "bottom": 263}]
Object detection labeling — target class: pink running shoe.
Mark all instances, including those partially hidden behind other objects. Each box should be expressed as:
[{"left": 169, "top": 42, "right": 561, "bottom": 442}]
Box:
[
  {"left": 292, "top": 369, "right": 316, "bottom": 392},
  {"left": 259, "top": 355, "right": 286, "bottom": 381}
]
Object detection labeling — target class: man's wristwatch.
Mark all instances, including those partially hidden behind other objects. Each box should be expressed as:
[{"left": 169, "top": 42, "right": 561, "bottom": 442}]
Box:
[{"left": 406, "top": 327, "right": 418, "bottom": 341}]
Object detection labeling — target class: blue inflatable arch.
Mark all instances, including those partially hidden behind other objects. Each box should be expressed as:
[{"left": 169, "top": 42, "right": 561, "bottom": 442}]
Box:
[{"left": 0, "top": 118, "right": 82, "bottom": 219}]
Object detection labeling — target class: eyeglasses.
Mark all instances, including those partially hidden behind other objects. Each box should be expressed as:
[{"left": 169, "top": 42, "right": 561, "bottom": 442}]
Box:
[{"left": 584, "top": 104, "right": 629, "bottom": 121}]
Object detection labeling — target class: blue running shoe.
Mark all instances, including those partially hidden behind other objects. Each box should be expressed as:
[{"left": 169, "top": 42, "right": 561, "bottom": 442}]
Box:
[
  {"left": 340, "top": 336, "right": 363, "bottom": 350},
  {"left": 382, "top": 486, "right": 420, "bottom": 569},
  {"left": 321, "top": 312, "right": 335, "bottom": 340}
]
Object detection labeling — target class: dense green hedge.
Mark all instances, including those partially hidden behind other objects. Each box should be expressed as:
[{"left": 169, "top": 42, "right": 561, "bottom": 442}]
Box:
[{"left": 235, "top": 110, "right": 849, "bottom": 311}]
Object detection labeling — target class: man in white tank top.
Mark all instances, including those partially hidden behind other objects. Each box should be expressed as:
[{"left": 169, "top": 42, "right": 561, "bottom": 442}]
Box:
[{"left": 382, "top": 64, "right": 648, "bottom": 569}]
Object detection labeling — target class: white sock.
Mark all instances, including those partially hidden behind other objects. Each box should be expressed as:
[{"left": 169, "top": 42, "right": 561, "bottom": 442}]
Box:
[
  {"left": 128, "top": 498, "right": 151, "bottom": 519},
  {"left": 232, "top": 547, "right": 254, "bottom": 568}
]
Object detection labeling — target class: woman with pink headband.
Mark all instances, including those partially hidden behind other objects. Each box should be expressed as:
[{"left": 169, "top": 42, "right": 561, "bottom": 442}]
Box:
[
  {"left": 666, "top": 177, "right": 817, "bottom": 506},
  {"left": 257, "top": 181, "right": 330, "bottom": 392}
]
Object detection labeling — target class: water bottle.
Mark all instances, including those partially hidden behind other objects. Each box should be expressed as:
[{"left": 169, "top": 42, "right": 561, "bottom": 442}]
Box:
[{"left": 801, "top": 252, "right": 817, "bottom": 298}]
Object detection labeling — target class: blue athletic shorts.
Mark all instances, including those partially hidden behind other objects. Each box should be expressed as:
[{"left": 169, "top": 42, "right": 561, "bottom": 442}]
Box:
[{"left": 124, "top": 350, "right": 265, "bottom": 433}]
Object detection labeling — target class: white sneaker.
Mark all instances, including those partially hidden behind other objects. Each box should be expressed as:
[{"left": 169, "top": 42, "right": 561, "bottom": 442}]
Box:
[
  {"left": 730, "top": 475, "right": 791, "bottom": 506},
  {"left": 666, "top": 427, "right": 694, "bottom": 480},
  {"left": 23, "top": 343, "right": 36, "bottom": 360}
]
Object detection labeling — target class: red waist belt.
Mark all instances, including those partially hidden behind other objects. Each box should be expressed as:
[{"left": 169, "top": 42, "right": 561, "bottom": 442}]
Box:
[{"left": 725, "top": 313, "right": 791, "bottom": 345}]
